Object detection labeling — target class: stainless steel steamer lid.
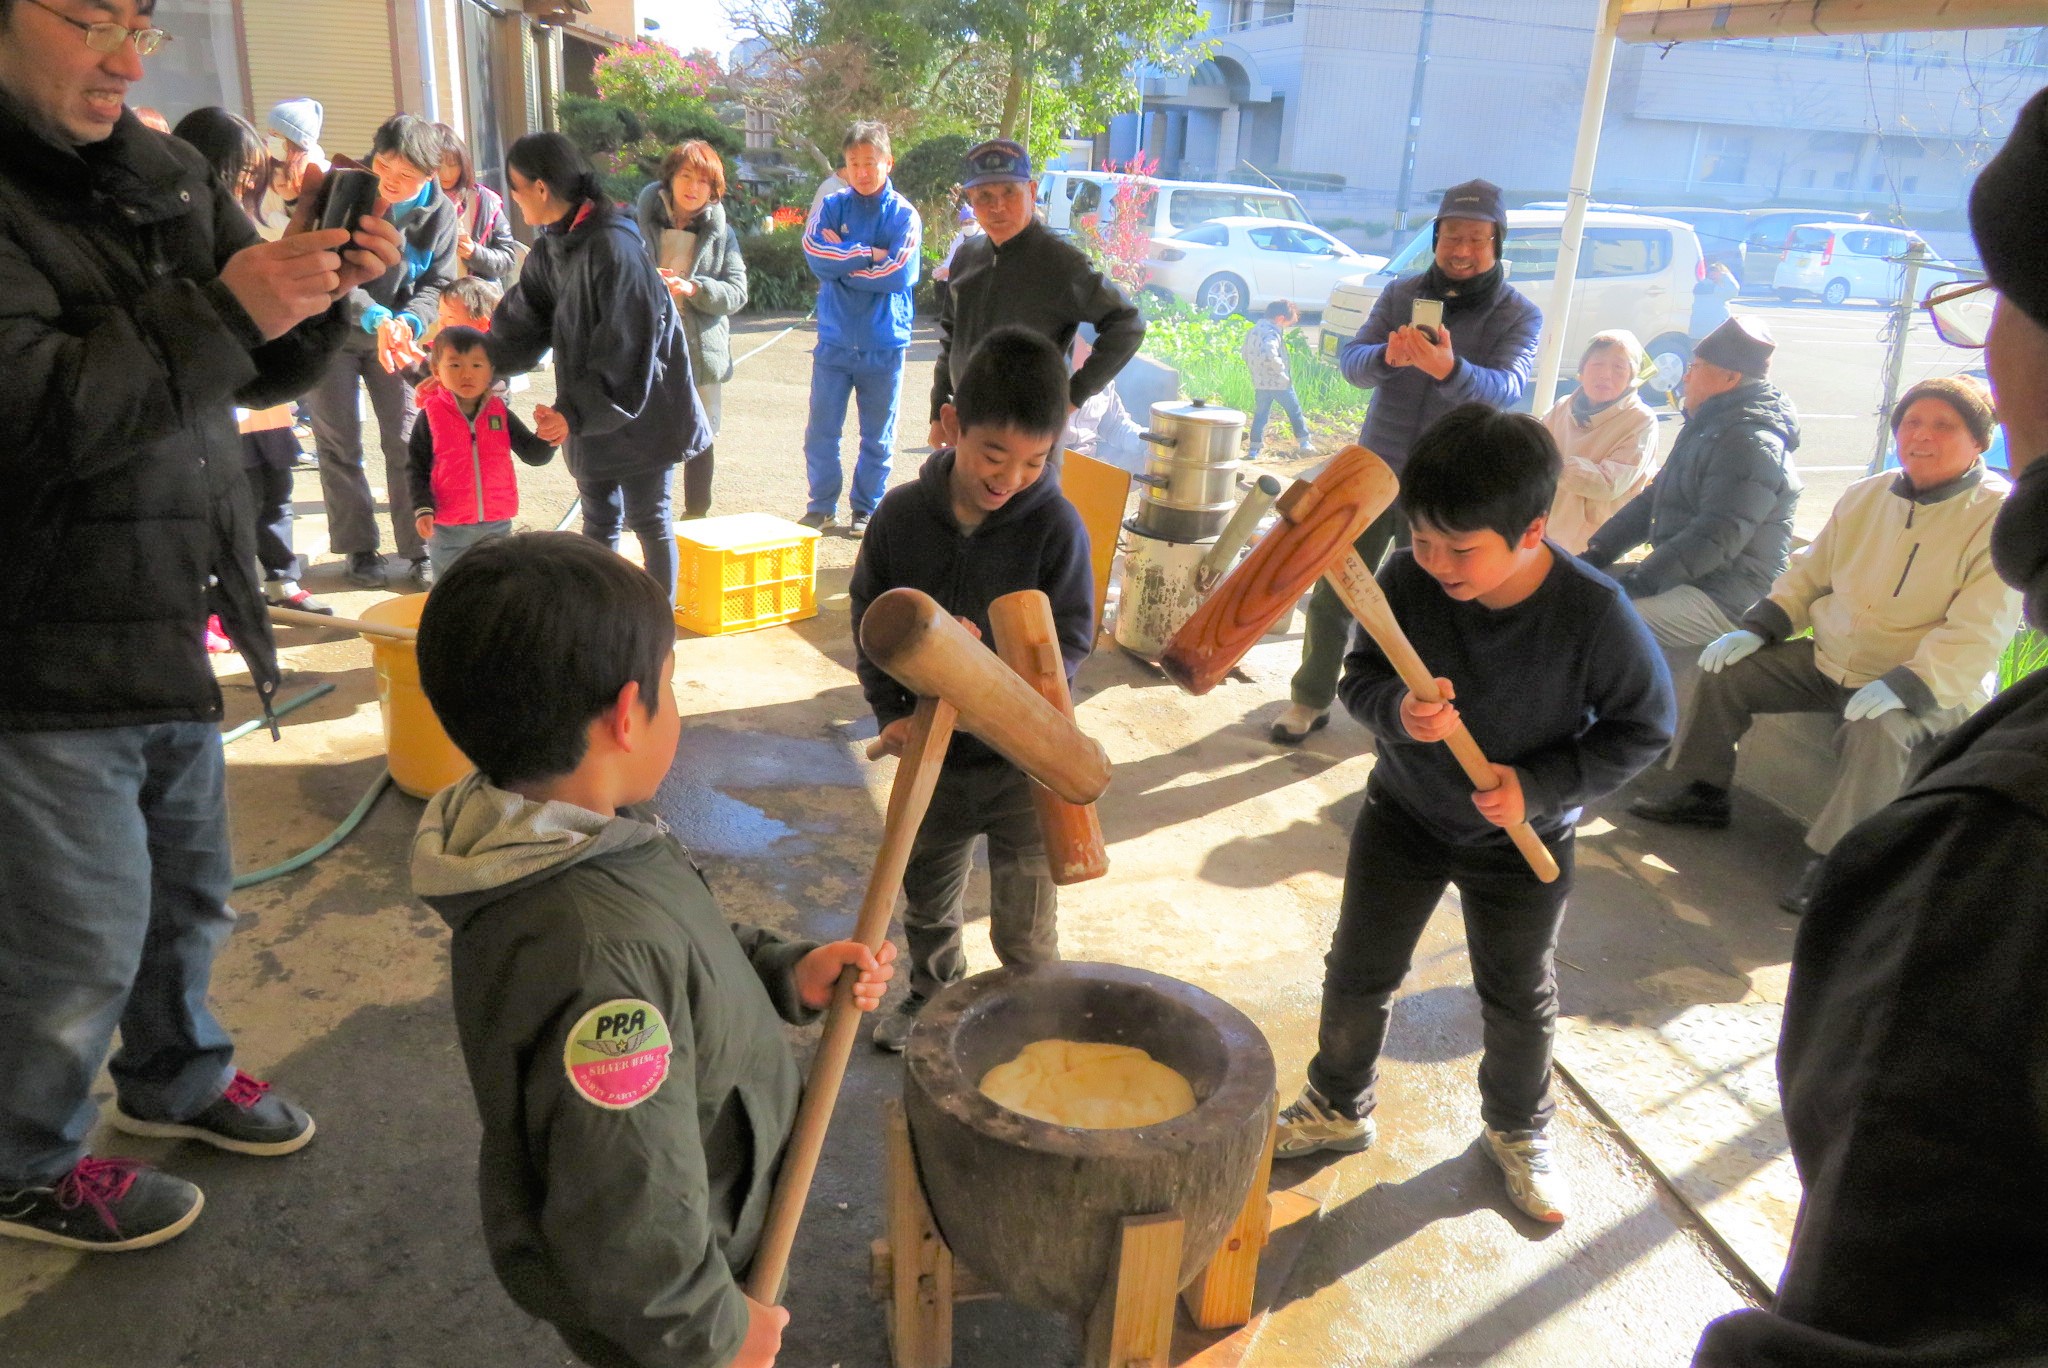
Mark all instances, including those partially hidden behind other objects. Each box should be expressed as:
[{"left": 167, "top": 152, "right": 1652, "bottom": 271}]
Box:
[{"left": 1147, "top": 397, "right": 1247, "bottom": 428}]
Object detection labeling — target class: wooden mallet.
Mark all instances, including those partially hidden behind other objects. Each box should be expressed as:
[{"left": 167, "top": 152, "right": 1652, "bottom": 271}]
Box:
[
  {"left": 746, "top": 589, "right": 1112, "bottom": 1304},
  {"left": 988, "top": 589, "right": 1107, "bottom": 885},
  {"left": 1161, "top": 445, "right": 1560, "bottom": 884}
]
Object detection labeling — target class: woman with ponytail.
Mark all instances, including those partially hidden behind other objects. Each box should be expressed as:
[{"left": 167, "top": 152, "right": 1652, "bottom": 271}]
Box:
[{"left": 490, "top": 133, "right": 708, "bottom": 604}]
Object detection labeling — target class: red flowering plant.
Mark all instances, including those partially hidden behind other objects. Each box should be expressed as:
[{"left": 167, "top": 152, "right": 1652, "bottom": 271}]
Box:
[{"left": 1075, "top": 153, "right": 1159, "bottom": 295}]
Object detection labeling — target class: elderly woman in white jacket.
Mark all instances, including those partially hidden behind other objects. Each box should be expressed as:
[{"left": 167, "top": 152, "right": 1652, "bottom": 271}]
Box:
[{"left": 1541, "top": 330, "right": 1662, "bottom": 555}]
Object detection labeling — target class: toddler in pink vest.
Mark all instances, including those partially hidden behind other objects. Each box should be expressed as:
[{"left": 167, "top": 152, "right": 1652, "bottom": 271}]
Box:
[{"left": 408, "top": 327, "right": 557, "bottom": 579}]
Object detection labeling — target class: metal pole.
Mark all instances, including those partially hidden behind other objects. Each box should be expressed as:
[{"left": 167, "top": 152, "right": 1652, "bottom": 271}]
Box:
[
  {"left": 1869, "top": 242, "right": 1928, "bottom": 475},
  {"left": 1528, "top": 0, "right": 1622, "bottom": 413},
  {"left": 1391, "top": 0, "right": 1434, "bottom": 232}
]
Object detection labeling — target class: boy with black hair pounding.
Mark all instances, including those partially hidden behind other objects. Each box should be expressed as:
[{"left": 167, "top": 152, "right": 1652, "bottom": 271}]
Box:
[
  {"left": 851, "top": 325, "right": 1095, "bottom": 1052},
  {"left": 1275, "top": 404, "right": 1675, "bottom": 1224},
  {"left": 410, "top": 533, "right": 896, "bottom": 1368}
]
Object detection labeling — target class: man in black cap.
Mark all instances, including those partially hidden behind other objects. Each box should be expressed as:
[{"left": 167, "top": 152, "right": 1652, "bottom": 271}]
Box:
[
  {"left": 1693, "top": 85, "right": 2048, "bottom": 1367},
  {"left": 1273, "top": 177, "right": 1543, "bottom": 744},
  {"left": 926, "top": 139, "right": 1144, "bottom": 450},
  {"left": 1583, "top": 315, "right": 1802, "bottom": 652}
]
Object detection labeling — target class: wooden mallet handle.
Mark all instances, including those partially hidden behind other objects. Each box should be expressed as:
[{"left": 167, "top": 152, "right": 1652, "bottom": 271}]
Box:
[
  {"left": 988, "top": 590, "right": 1108, "bottom": 885},
  {"left": 748, "top": 695, "right": 959, "bottom": 1303},
  {"left": 1322, "top": 551, "right": 1562, "bottom": 884}
]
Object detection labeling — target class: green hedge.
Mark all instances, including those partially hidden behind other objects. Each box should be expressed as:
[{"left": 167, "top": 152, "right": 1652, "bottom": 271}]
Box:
[
  {"left": 741, "top": 230, "right": 816, "bottom": 313},
  {"left": 1140, "top": 298, "right": 1368, "bottom": 423}
]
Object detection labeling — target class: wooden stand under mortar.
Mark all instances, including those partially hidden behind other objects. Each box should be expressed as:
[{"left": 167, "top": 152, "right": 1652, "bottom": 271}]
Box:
[{"left": 871, "top": 1098, "right": 1323, "bottom": 1368}]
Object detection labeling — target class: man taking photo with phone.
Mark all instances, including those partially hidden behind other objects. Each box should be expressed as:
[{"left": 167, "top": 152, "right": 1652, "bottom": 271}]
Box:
[
  {"left": 0, "top": 0, "right": 402, "bottom": 1252},
  {"left": 1270, "top": 179, "right": 1544, "bottom": 744}
]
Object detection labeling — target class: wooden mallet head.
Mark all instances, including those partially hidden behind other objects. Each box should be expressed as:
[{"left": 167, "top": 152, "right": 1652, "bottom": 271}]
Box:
[
  {"left": 859, "top": 588, "right": 1111, "bottom": 806},
  {"left": 1159, "top": 445, "right": 1400, "bottom": 696}
]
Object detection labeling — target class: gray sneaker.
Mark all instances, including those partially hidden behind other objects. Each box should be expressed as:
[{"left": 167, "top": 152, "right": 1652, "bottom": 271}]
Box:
[
  {"left": 0, "top": 1157, "right": 203, "bottom": 1252},
  {"left": 1274, "top": 1085, "right": 1375, "bottom": 1158},
  {"left": 1483, "top": 1127, "right": 1569, "bottom": 1223},
  {"left": 112, "top": 1072, "right": 315, "bottom": 1157},
  {"left": 872, "top": 997, "right": 925, "bottom": 1053}
]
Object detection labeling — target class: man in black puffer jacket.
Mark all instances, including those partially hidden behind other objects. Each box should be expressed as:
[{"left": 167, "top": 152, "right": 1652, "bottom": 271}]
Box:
[
  {"left": 1584, "top": 316, "right": 1802, "bottom": 650},
  {"left": 0, "top": 0, "right": 400, "bottom": 1255}
]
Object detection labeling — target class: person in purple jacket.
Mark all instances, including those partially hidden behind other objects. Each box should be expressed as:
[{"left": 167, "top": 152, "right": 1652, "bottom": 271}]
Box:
[
  {"left": 801, "top": 121, "right": 921, "bottom": 537},
  {"left": 1271, "top": 179, "right": 1543, "bottom": 744}
]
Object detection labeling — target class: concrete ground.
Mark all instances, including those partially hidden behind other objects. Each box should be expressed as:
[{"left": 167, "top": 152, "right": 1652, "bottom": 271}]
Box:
[{"left": 0, "top": 312, "right": 1800, "bottom": 1367}]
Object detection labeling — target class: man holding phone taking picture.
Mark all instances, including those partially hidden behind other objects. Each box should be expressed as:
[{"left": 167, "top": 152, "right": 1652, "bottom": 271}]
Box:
[
  {"left": 1271, "top": 179, "right": 1543, "bottom": 744},
  {"left": 0, "top": 0, "right": 402, "bottom": 1253}
]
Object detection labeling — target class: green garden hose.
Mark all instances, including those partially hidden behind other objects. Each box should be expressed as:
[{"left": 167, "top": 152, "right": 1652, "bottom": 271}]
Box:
[{"left": 224, "top": 682, "right": 396, "bottom": 890}]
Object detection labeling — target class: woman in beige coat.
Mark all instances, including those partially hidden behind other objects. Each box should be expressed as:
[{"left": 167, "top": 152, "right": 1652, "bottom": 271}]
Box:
[{"left": 1542, "top": 330, "right": 1662, "bottom": 554}]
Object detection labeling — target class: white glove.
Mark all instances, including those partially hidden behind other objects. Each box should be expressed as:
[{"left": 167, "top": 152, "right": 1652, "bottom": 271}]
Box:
[
  {"left": 1698, "top": 629, "right": 1764, "bottom": 674},
  {"left": 1844, "top": 679, "right": 1905, "bottom": 722}
]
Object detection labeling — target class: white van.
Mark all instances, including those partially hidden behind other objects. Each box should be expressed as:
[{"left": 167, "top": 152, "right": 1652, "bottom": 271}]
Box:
[
  {"left": 1771, "top": 222, "right": 1965, "bottom": 306},
  {"left": 1318, "top": 209, "right": 1706, "bottom": 406},
  {"left": 1035, "top": 171, "right": 1313, "bottom": 240}
]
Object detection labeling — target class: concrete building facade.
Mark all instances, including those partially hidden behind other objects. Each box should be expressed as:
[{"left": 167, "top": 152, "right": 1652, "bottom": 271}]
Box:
[{"left": 1103, "top": 0, "right": 2046, "bottom": 230}]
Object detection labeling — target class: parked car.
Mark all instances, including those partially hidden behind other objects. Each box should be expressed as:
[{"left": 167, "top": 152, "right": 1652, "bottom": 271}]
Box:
[
  {"left": 1738, "top": 207, "right": 1868, "bottom": 289},
  {"left": 1772, "top": 222, "right": 1966, "bottom": 306},
  {"left": 1145, "top": 217, "right": 1387, "bottom": 318},
  {"left": 1318, "top": 209, "right": 1706, "bottom": 406},
  {"left": 1636, "top": 206, "right": 1750, "bottom": 277},
  {"left": 1036, "top": 170, "right": 1312, "bottom": 240}
]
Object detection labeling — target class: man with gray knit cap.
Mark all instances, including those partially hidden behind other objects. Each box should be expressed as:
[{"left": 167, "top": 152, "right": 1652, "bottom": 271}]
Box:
[{"left": 1694, "top": 84, "right": 2048, "bottom": 1368}]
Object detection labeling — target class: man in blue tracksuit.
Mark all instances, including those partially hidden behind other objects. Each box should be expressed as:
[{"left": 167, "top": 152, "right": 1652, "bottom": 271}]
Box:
[{"left": 801, "top": 121, "right": 922, "bottom": 536}]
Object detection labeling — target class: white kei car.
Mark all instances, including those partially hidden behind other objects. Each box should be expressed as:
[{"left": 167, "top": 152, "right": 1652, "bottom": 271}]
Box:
[{"left": 1144, "top": 217, "right": 1387, "bottom": 319}]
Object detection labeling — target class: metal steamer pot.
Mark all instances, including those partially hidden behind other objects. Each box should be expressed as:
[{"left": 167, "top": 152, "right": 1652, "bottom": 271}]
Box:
[{"left": 1134, "top": 398, "right": 1247, "bottom": 542}]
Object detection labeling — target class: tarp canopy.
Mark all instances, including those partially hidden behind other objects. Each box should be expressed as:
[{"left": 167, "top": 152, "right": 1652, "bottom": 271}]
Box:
[{"left": 1616, "top": 0, "right": 2045, "bottom": 44}]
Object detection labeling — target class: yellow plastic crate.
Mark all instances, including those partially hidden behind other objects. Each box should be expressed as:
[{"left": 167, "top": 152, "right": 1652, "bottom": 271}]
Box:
[{"left": 673, "top": 513, "right": 821, "bottom": 636}]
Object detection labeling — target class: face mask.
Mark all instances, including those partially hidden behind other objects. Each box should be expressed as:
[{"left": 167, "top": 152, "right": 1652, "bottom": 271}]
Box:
[{"left": 267, "top": 135, "right": 290, "bottom": 160}]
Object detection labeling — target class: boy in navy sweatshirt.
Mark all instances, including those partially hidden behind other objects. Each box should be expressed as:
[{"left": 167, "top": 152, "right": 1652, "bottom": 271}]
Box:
[
  {"left": 1276, "top": 404, "right": 1674, "bottom": 1225},
  {"left": 850, "top": 327, "right": 1095, "bottom": 1051}
]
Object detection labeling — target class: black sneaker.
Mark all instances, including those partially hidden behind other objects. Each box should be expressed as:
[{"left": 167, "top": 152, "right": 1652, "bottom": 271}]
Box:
[
  {"left": 1628, "top": 781, "right": 1732, "bottom": 829},
  {"left": 872, "top": 996, "right": 925, "bottom": 1053},
  {"left": 847, "top": 513, "right": 871, "bottom": 538},
  {"left": 797, "top": 510, "right": 833, "bottom": 532},
  {"left": 407, "top": 557, "right": 434, "bottom": 592},
  {"left": 1779, "top": 855, "right": 1825, "bottom": 917},
  {"left": 111, "top": 1072, "right": 315, "bottom": 1157},
  {"left": 345, "top": 551, "right": 386, "bottom": 588},
  {"left": 0, "top": 1157, "right": 203, "bottom": 1251}
]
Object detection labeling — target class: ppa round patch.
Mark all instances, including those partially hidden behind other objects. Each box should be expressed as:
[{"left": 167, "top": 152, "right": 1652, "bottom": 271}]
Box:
[{"left": 563, "top": 998, "right": 673, "bottom": 1110}]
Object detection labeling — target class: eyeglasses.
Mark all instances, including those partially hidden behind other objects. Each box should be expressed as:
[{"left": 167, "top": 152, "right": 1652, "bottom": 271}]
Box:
[
  {"left": 1922, "top": 278, "right": 1996, "bottom": 350},
  {"left": 21, "top": 0, "right": 170, "bottom": 56}
]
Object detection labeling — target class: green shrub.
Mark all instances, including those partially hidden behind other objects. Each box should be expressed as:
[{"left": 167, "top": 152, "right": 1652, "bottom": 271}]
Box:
[
  {"left": 1999, "top": 626, "right": 2048, "bottom": 693},
  {"left": 1139, "top": 298, "right": 1369, "bottom": 424},
  {"left": 893, "top": 135, "right": 972, "bottom": 207},
  {"left": 741, "top": 230, "right": 816, "bottom": 313}
]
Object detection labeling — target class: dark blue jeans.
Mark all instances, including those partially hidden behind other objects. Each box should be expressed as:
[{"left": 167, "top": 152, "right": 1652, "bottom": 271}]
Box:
[
  {"left": 578, "top": 467, "right": 678, "bottom": 606},
  {"left": 0, "top": 723, "right": 239, "bottom": 1185},
  {"left": 1308, "top": 783, "right": 1574, "bottom": 1135}
]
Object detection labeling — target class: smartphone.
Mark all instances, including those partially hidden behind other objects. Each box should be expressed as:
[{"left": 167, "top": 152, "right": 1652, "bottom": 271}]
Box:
[
  {"left": 1410, "top": 297, "right": 1444, "bottom": 344},
  {"left": 318, "top": 164, "right": 380, "bottom": 234}
]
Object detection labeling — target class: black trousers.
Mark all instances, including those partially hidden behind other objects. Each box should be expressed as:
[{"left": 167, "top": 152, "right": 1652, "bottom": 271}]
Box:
[
  {"left": 899, "top": 762, "right": 1058, "bottom": 1002},
  {"left": 1308, "top": 784, "right": 1575, "bottom": 1134}
]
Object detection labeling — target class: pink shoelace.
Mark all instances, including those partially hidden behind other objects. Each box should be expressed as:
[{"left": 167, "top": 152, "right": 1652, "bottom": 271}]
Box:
[
  {"left": 221, "top": 1072, "right": 271, "bottom": 1110},
  {"left": 55, "top": 1156, "right": 142, "bottom": 1233}
]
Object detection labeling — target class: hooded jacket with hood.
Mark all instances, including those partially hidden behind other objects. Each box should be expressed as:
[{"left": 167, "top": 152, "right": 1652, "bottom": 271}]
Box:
[
  {"left": 1582, "top": 379, "right": 1803, "bottom": 619},
  {"left": 849, "top": 448, "right": 1094, "bottom": 769},
  {"left": 0, "top": 98, "right": 350, "bottom": 731},
  {"left": 1540, "top": 330, "right": 1663, "bottom": 556},
  {"left": 341, "top": 178, "right": 458, "bottom": 351},
  {"left": 413, "top": 773, "right": 819, "bottom": 1368},
  {"left": 490, "top": 199, "right": 709, "bottom": 484}
]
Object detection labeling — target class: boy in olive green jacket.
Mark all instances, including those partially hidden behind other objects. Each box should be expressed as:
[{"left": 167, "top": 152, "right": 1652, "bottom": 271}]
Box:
[{"left": 411, "top": 532, "right": 895, "bottom": 1368}]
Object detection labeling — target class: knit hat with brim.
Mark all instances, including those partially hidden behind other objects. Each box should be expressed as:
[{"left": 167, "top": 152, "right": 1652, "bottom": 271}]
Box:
[
  {"left": 1970, "top": 85, "right": 2048, "bottom": 329},
  {"left": 1890, "top": 375, "right": 1997, "bottom": 451}
]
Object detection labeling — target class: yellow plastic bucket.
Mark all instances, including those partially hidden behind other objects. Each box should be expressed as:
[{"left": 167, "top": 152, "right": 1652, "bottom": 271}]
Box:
[{"left": 360, "top": 593, "right": 472, "bottom": 799}]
